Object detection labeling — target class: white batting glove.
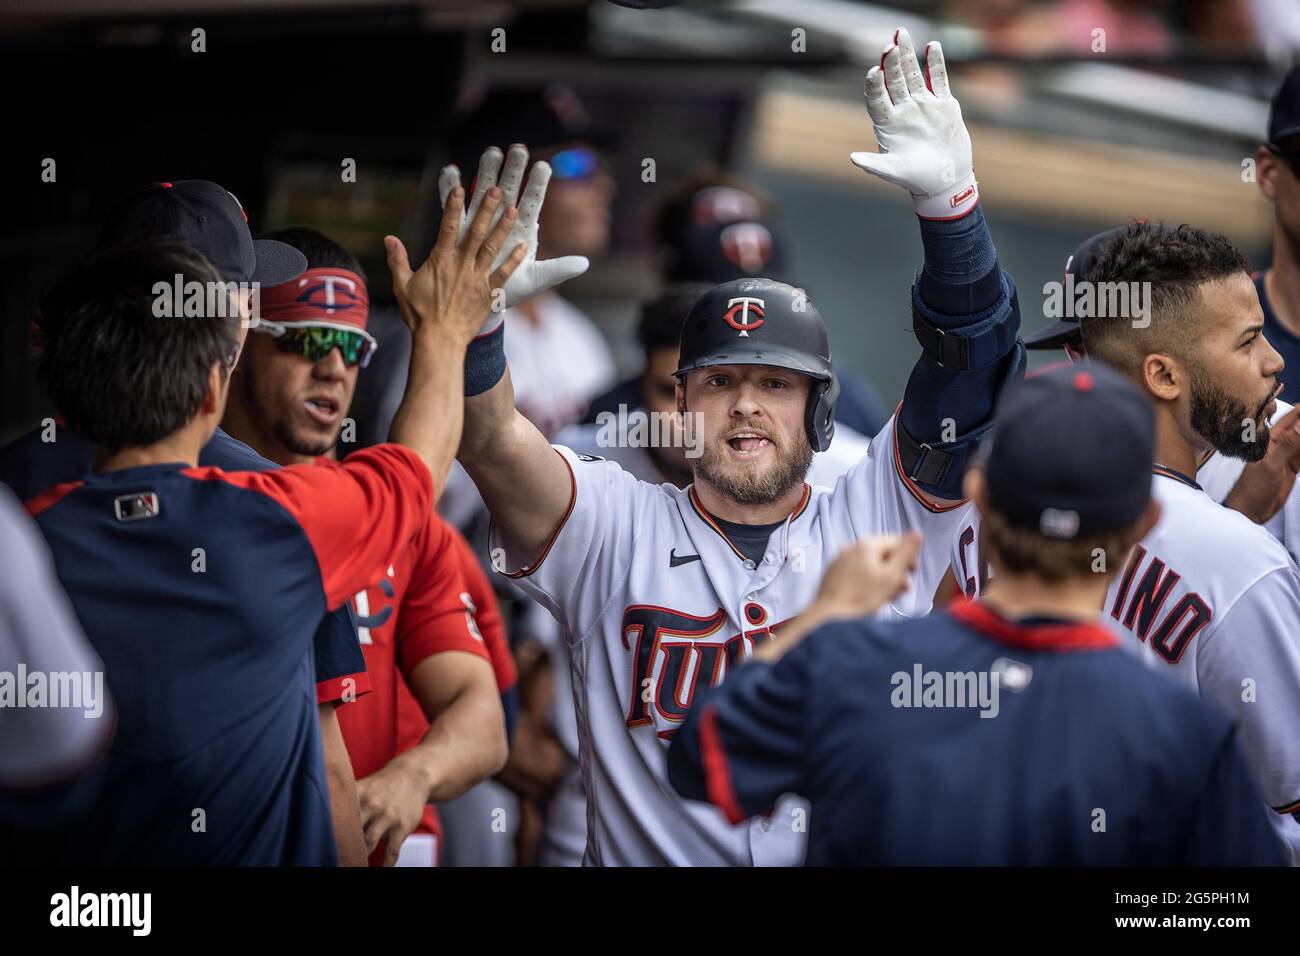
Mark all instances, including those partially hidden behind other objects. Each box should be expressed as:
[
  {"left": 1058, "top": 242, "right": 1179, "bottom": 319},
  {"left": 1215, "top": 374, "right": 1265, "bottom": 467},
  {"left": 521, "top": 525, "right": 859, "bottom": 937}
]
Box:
[
  {"left": 850, "top": 28, "right": 978, "bottom": 220},
  {"left": 438, "top": 144, "right": 590, "bottom": 335}
]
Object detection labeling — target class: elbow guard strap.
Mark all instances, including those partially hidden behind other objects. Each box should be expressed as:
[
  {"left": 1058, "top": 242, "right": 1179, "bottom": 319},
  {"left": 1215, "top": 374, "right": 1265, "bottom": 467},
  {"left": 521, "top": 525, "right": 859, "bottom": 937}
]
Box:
[
  {"left": 912, "top": 273, "right": 1020, "bottom": 371},
  {"left": 895, "top": 340, "right": 1027, "bottom": 498}
]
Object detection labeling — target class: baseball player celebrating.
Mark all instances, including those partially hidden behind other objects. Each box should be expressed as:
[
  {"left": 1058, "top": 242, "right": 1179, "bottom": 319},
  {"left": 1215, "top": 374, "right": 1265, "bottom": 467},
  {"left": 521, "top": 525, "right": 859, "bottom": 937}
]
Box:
[
  {"left": 667, "top": 364, "right": 1284, "bottom": 865},
  {"left": 944, "top": 222, "right": 1300, "bottom": 862},
  {"left": 387, "top": 28, "right": 1027, "bottom": 865}
]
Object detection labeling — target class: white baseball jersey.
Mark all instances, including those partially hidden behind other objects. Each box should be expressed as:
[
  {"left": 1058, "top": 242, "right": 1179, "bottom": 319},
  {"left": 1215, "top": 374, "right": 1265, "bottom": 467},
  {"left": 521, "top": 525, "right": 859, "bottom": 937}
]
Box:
[
  {"left": 948, "top": 472, "right": 1300, "bottom": 861},
  {"left": 493, "top": 415, "right": 973, "bottom": 865},
  {"left": 531, "top": 419, "right": 877, "bottom": 865}
]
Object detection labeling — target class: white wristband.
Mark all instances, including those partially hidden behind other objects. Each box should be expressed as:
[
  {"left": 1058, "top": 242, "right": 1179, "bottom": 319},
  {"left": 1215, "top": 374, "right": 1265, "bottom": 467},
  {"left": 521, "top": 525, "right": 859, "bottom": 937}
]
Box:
[{"left": 913, "top": 171, "right": 978, "bottom": 221}]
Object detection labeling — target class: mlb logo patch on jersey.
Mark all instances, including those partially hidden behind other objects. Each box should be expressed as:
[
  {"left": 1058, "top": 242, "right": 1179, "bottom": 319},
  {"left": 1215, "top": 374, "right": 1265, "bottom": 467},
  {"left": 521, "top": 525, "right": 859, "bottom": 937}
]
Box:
[{"left": 114, "top": 491, "right": 160, "bottom": 522}]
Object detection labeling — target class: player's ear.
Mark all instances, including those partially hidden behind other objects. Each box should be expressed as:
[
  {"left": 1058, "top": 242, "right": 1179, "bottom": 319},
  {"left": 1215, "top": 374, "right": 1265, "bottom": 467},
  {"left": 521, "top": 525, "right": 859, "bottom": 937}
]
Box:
[
  {"left": 1141, "top": 352, "right": 1181, "bottom": 404},
  {"left": 1257, "top": 146, "right": 1280, "bottom": 201},
  {"left": 199, "top": 361, "right": 225, "bottom": 416}
]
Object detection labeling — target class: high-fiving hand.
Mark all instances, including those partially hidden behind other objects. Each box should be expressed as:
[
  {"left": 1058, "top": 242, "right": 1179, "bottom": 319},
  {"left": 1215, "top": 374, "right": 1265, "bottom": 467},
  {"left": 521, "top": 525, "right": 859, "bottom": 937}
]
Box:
[
  {"left": 384, "top": 182, "right": 527, "bottom": 347},
  {"left": 850, "top": 28, "right": 978, "bottom": 220},
  {"left": 438, "top": 145, "right": 591, "bottom": 334}
]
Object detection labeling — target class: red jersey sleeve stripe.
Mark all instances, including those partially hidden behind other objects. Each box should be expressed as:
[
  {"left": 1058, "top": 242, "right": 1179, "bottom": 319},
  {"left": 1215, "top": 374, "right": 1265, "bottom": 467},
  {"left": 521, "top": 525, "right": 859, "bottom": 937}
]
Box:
[
  {"left": 700, "top": 703, "right": 747, "bottom": 825},
  {"left": 317, "top": 671, "right": 373, "bottom": 705},
  {"left": 498, "top": 449, "right": 577, "bottom": 580},
  {"left": 24, "top": 479, "right": 84, "bottom": 518},
  {"left": 890, "top": 404, "right": 970, "bottom": 514}
]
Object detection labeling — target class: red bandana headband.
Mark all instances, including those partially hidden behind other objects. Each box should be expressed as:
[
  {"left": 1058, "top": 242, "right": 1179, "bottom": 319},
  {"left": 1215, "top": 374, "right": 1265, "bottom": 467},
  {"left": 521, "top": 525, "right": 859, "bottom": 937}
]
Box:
[{"left": 259, "top": 267, "right": 369, "bottom": 329}]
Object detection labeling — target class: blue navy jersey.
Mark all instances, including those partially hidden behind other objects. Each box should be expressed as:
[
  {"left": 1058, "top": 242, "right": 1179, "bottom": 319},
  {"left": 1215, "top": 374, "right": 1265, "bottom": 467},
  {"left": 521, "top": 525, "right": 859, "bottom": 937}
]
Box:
[
  {"left": 1255, "top": 271, "right": 1300, "bottom": 397},
  {"left": 4, "top": 444, "right": 431, "bottom": 865},
  {"left": 0, "top": 424, "right": 366, "bottom": 701},
  {"left": 668, "top": 600, "right": 1285, "bottom": 866}
]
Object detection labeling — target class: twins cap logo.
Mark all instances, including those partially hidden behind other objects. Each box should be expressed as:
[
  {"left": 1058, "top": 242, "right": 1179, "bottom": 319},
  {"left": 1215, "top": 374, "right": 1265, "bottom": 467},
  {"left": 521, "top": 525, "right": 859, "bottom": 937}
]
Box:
[
  {"left": 298, "top": 274, "right": 359, "bottom": 313},
  {"left": 722, "top": 296, "right": 765, "bottom": 337},
  {"left": 719, "top": 222, "right": 773, "bottom": 274}
]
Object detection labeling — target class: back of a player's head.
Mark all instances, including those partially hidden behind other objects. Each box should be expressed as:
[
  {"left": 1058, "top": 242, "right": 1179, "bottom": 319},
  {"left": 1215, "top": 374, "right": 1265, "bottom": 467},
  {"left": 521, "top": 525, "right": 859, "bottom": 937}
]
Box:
[
  {"left": 38, "top": 238, "right": 238, "bottom": 454},
  {"left": 972, "top": 363, "right": 1156, "bottom": 584},
  {"left": 1080, "top": 222, "right": 1249, "bottom": 378},
  {"left": 638, "top": 283, "right": 709, "bottom": 356},
  {"left": 261, "top": 227, "right": 367, "bottom": 285}
]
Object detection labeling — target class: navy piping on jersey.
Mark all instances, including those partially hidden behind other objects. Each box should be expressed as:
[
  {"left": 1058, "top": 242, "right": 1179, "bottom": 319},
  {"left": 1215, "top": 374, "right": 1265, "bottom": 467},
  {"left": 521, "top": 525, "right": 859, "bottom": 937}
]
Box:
[
  {"left": 1152, "top": 463, "right": 1201, "bottom": 491},
  {"left": 687, "top": 483, "right": 811, "bottom": 564}
]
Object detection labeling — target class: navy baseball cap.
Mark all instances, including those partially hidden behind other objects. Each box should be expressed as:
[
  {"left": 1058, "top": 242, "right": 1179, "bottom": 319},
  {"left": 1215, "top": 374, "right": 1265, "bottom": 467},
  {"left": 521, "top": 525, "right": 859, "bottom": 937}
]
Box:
[
  {"left": 657, "top": 185, "right": 787, "bottom": 284},
  {"left": 1022, "top": 227, "right": 1125, "bottom": 350},
  {"left": 1268, "top": 63, "right": 1300, "bottom": 147},
  {"left": 99, "top": 180, "right": 307, "bottom": 286},
  {"left": 982, "top": 362, "right": 1154, "bottom": 539},
  {"left": 1023, "top": 223, "right": 1179, "bottom": 351}
]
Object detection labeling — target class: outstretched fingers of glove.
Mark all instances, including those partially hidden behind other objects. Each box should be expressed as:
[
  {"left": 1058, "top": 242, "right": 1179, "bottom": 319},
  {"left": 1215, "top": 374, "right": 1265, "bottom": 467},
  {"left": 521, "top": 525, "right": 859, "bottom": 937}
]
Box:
[
  {"left": 880, "top": 43, "right": 909, "bottom": 105},
  {"left": 864, "top": 66, "right": 893, "bottom": 126},
  {"left": 498, "top": 144, "right": 529, "bottom": 209},
  {"left": 438, "top": 165, "right": 463, "bottom": 214},
  {"left": 894, "top": 28, "right": 927, "bottom": 99},
  {"left": 466, "top": 147, "right": 504, "bottom": 223},
  {"left": 924, "top": 41, "right": 951, "bottom": 98},
  {"left": 517, "top": 161, "right": 554, "bottom": 231}
]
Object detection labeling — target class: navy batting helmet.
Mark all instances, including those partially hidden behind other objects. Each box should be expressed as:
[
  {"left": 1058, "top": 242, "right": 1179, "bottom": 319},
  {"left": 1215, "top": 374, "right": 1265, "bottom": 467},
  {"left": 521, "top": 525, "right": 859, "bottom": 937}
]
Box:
[{"left": 674, "top": 278, "right": 840, "bottom": 452}]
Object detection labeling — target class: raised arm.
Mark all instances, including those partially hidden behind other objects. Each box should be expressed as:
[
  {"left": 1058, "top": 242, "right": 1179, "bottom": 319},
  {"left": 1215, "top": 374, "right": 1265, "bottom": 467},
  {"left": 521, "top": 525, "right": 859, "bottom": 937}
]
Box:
[
  {"left": 445, "top": 145, "right": 594, "bottom": 565},
  {"left": 383, "top": 177, "right": 529, "bottom": 496},
  {"left": 851, "top": 29, "right": 1024, "bottom": 505}
]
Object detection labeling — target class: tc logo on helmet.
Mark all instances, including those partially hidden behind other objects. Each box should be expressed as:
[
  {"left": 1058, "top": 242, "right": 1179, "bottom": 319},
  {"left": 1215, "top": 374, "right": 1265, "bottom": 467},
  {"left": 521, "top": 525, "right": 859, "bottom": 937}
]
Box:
[{"left": 722, "top": 296, "right": 765, "bottom": 337}]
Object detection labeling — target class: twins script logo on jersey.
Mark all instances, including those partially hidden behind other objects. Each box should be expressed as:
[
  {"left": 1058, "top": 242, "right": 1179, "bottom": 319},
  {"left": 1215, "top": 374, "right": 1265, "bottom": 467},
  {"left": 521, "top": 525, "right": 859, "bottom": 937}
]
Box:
[
  {"left": 621, "top": 602, "right": 778, "bottom": 737},
  {"left": 722, "top": 296, "right": 765, "bottom": 337}
]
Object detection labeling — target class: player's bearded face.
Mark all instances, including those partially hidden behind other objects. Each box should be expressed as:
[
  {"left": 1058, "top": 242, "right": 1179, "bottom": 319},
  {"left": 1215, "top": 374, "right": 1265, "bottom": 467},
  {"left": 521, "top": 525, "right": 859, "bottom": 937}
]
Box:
[
  {"left": 1188, "top": 365, "right": 1276, "bottom": 463},
  {"left": 237, "top": 334, "right": 357, "bottom": 459},
  {"left": 687, "top": 367, "right": 814, "bottom": 505}
]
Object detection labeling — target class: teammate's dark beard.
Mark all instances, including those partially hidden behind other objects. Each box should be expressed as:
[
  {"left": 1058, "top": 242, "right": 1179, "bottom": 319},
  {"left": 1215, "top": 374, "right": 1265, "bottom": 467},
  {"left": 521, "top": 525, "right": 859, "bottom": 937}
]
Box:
[
  {"left": 237, "top": 362, "right": 336, "bottom": 458},
  {"left": 692, "top": 427, "right": 814, "bottom": 505},
  {"left": 1189, "top": 370, "right": 1275, "bottom": 463}
]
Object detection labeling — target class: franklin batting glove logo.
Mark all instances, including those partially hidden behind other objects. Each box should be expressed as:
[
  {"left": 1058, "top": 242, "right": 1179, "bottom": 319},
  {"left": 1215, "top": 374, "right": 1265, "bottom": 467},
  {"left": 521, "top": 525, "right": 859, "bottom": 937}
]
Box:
[{"left": 722, "top": 296, "right": 765, "bottom": 336}]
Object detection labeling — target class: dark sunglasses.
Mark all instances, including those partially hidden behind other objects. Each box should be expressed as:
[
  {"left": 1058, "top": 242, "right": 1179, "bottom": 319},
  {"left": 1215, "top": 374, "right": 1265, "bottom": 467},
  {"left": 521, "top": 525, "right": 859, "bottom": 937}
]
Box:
[
  {"left": 256, "top": 321, "right": 378, "bottom": 368},
  {"left": 547, "top": 146, "right": 603, "bottom": 182}
]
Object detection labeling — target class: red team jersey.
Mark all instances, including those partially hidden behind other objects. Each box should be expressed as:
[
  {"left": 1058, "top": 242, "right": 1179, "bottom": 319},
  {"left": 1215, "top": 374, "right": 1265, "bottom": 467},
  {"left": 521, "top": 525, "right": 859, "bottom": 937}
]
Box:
[{"left": 338, "top": 512, "right": 517, "bottom": 865}]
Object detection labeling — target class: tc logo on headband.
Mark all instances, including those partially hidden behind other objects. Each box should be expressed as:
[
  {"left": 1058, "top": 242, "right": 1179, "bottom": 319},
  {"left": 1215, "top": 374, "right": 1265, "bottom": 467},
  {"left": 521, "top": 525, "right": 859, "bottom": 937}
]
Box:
[
  {"left": 722, "top": 296, "right": 765, "bottom": 337},
  {"left": 298, "top": 274, "right": 360, "bottom": 314}
]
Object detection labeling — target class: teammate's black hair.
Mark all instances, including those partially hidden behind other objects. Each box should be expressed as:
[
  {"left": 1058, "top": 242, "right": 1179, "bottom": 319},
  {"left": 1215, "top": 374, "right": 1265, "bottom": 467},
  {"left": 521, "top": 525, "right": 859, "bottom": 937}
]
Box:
[
  {"left": 638, "top": 283, "right": 710, "bottom": 354},
  {"left": 1082, "top": 222, "right": 1249, "bottom": 368},
  {"left": 38, "top": 238, "right": 239, "bottom": 454},
  {"left": 261, "top": 227, "right": 367, "bottom": 285}
]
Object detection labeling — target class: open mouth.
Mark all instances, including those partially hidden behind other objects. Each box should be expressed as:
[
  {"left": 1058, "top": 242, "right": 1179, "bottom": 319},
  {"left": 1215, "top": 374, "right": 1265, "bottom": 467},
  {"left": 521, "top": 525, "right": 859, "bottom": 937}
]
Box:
[
  {"left": 304, "top": 396, "right": 341, "bottom": 426},
  {"left": 726, "top": 431, "right": 772, "bottom": 456}
]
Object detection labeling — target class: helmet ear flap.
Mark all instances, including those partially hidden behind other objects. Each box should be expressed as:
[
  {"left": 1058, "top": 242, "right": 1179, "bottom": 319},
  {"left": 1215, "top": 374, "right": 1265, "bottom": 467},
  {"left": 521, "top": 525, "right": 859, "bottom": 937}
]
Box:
[{"left": 806, "top": 373, "right": 840, "bottom": 452}]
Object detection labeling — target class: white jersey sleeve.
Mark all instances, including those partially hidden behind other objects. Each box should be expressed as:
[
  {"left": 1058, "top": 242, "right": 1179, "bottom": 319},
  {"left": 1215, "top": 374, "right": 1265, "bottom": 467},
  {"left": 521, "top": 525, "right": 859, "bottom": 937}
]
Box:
[
  {"left": 490, "top": 445, "right": 644, "bottom": 642},
  {"left": 0, "top": 487, "right": 114, "bottom": 787},
  {"left": 820, "top": 416, "right": 975, "bottom": 615},
  {"left": 1196, "top": 566, "right": 1300, "bottom": 816}
]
